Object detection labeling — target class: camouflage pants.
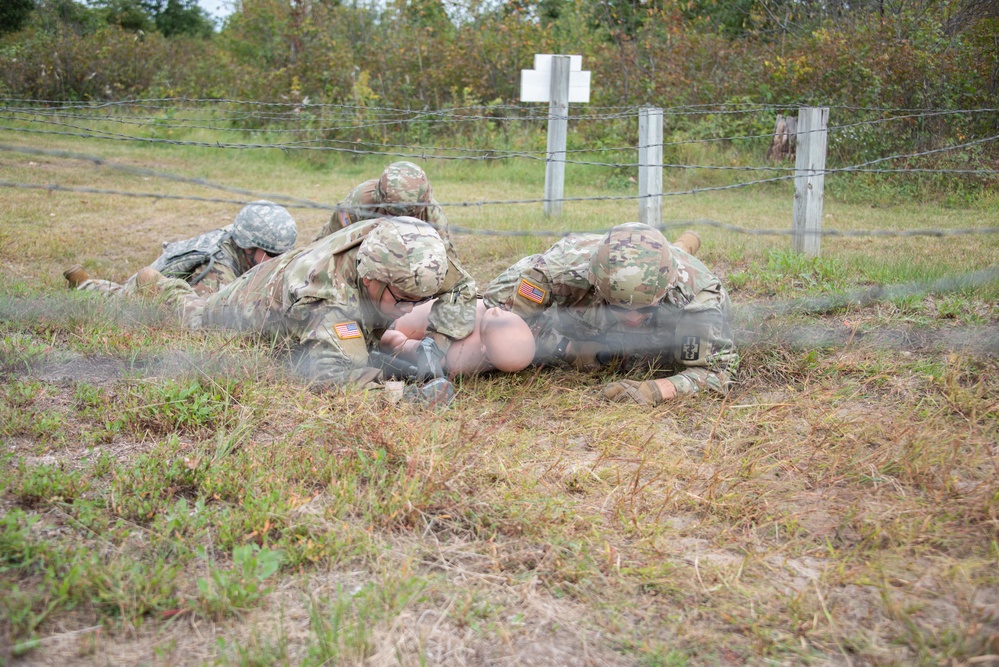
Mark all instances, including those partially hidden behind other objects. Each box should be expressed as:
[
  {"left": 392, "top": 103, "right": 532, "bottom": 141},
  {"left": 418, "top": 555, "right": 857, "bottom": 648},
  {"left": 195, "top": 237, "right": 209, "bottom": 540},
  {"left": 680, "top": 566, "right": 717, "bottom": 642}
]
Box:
[{"left": 76, "top": 274, "right": 139, "bottom": 297}]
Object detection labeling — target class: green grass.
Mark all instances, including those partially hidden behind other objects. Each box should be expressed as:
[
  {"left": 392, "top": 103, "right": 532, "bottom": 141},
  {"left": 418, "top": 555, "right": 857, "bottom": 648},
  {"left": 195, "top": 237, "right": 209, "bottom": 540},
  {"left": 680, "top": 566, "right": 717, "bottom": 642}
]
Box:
[{"left": 0, "top": 123, "right": 997, "bottom": 665}]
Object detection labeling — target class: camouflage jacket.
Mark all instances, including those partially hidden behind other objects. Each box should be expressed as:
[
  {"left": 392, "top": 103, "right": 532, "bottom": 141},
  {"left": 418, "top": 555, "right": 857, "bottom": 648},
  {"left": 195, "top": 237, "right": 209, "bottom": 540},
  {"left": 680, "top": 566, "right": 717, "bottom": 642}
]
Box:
[
  {"left": 482, "top": 235, "right": 739, "bottom": 396},
  {"left": 153, "top": 230, "right": 252, "bottom": 296},
  {"left": 164, "top": 219, "right": 476, "bottom": 386},
  {"left": 313, "top": 179, "right": 449, "bottom": 241},
  {"left": 77, "top": 228, "right": 251, "bottom": 297}
]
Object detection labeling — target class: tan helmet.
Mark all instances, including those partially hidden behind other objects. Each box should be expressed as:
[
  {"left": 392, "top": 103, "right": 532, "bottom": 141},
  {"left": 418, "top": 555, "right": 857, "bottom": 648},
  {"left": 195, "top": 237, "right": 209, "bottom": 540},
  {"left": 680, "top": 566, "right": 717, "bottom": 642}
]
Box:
[
  {"left": 589, "top": 223, "right": 676, "bottom": 308},
  {"left": 376, "top": 162, "right": 432, "bottom": 217},
  {"left": 356, "top": 217, "right": 447, "bottom": 297}
]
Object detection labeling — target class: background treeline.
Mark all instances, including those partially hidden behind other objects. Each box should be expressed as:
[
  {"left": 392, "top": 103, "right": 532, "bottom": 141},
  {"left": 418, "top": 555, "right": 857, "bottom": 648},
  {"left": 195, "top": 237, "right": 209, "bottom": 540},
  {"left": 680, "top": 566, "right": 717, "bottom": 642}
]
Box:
[{"left": 1, "top": 0, "right": 997, "bottom": 181}]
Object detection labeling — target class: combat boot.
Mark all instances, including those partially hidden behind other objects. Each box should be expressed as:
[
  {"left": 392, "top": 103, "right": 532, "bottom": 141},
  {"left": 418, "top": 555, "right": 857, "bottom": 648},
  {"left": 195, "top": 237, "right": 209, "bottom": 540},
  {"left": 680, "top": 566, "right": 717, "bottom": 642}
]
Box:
[
  {"left": 63, "top": 264, "right": 90, "bottom": 288},
  {"left": 672, "top": 230, "right": 701, "bottom": 256}
]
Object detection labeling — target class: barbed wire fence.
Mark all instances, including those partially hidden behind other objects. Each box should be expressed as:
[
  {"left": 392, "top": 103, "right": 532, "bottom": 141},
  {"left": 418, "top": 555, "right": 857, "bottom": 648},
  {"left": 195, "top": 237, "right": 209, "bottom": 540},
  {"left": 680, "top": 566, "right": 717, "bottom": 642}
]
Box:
[
  {"left": 1, "top": 99, "right": 997, "bottom": 364},
  {"left": 1, "top": 101, "right": 997, "bottom": 263}
]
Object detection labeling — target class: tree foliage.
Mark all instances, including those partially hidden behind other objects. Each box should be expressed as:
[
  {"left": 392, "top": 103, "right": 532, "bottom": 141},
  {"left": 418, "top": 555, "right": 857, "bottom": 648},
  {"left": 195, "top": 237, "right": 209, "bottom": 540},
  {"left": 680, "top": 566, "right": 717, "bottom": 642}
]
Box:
[
  {"left": 0, "top": 0, "right": 35, "bottom": 36},
  {"left": 0, "top": 0, "right": 995, "bottom": 166}
]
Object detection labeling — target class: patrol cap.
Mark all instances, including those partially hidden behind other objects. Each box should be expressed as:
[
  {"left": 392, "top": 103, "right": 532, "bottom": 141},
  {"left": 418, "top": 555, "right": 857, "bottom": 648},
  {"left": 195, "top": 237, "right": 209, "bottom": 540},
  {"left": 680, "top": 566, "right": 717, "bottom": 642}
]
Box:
[
  {"left": 376, "top": 162, "right": 432, "bottom": 216},
  {"left": 356, "top": 217, "right": 447, "bottom": 297},
  {"left": 232, "top": 201, "right": 298, "bottom": 255},
  {"left": 590, "top": 222, "right": 676, "bottom": 308}
]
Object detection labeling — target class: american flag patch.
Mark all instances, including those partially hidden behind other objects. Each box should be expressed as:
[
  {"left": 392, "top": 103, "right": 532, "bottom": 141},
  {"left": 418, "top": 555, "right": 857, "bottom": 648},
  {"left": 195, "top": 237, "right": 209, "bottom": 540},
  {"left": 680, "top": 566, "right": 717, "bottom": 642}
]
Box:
[
  {"left": 517, "top": 279, "right": 546, "bottom": 304},
  {"left": 334, "top": 321, "right": 362, "bottom": 340},
  {"left": 337, "top": 209, "right": 351, "bottom": 229}
]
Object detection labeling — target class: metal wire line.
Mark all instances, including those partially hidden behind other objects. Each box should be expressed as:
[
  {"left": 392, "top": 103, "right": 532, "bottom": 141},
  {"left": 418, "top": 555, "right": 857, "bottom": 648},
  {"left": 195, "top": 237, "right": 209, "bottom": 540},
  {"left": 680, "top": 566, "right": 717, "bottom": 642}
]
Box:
[
  {"left": 4, "top": 139, "right": 995, "bottom": 218},
  {"left": 4, "top": 178, "right": 996, "bottom": 239},
  {"left": 8, "top": 97, "right": 994, "bottom": 117},
  {"left": 12, "top": 109, "right": 991, "bottom": 159},
  {"left": 0, "top": 143, "right": 330, "bottom": 211},
  {"left": 4, "top": 122, "right": 995, "bottom": 176},
  {"left": 12, "top": 104, "right": 991, "bottom": 136},
  {"left": 11, "top": 104, "right": 993, "bottom": 149}
]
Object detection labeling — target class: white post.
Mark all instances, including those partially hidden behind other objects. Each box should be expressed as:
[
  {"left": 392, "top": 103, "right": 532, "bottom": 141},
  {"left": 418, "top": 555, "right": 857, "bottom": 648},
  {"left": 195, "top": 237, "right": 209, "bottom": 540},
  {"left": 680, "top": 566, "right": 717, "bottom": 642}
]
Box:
[
  {"left": 792, "top": 106, "right": 829, "bottom": 257},
  {"left": 544, "top": 55, "right": 571, "bottom": 217},
  {"left": 638, "top": 106, "right": 663, "bottom": 227}
]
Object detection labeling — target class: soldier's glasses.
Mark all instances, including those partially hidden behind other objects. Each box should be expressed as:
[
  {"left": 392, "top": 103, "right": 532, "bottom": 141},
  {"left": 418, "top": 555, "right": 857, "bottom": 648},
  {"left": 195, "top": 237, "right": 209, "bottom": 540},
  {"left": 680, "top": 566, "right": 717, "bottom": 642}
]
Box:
[{"left": 387, "top": 285, "right": 433, "bottom": 307}]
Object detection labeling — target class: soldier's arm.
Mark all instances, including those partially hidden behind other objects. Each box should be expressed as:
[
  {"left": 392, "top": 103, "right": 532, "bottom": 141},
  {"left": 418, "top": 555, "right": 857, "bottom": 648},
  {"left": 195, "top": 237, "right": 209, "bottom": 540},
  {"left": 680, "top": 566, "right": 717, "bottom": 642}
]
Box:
[
  {"left": 481, "top": 255, "right": 554, "bottom": 318},
  {"left": 663, "top": 287, "right": 739, "bottom": 396},
  {"left": 189, "top": 262, "right": 239, "bottom": 296},
  {"left": 426, "top": 201, "right": 449, "bottom": 239},
  {"left": 312, "top": 208, "right": 355, "bottom": 242},
  {"left": 425, "top": 254, "right": 477, "bottom": 349},
  {"left": 291, "top": 307, "right": 377, "bottom": 386}
]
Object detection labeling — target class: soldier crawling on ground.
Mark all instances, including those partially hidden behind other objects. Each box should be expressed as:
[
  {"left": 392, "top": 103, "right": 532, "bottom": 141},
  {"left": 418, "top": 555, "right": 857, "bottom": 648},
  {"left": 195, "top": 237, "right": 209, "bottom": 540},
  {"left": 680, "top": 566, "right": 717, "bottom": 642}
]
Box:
[
  {"left": 483, "top": 225, "right": 738, "bottom": 405},
  {"left": 63, "top": 201, "right": 298, "bottom": 297},
  {"left": 313, "top": 162, "right": 448, "bottom": 241},
  {"left": 133, "top": 216, "right": 477, "bottom": 406}
]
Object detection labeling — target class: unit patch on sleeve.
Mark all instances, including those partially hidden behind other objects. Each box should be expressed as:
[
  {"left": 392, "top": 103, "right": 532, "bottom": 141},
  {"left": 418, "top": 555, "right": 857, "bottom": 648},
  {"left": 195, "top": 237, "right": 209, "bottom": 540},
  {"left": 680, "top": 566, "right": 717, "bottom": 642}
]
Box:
[
  {"left": 334, "top": 321, "right": 362, "bottom": 340},
  {"left": 517, "top": 279, "right": 547, "bottom": 305},
  {"left": 337, "top": 209, "right": 351, "bottom": 229},
  {"left": 681, "top": 335, "right": 701, "bottom": 361}
]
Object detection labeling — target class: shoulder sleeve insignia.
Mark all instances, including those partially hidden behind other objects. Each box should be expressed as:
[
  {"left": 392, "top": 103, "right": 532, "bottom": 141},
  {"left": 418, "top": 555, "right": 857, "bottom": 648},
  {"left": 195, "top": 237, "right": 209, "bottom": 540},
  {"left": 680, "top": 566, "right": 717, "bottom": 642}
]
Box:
[
  {"left": 337, "top": 209, "right": 351, "bottom": 229},
  {"left": 681, "top": 335, "right": 700, "bottom": 361},
  {"left": 517, "top": 278, "right": 547, "bottom": 305},
  {"left": 334, "top": 321, "right": 362, "bottom": 340}
]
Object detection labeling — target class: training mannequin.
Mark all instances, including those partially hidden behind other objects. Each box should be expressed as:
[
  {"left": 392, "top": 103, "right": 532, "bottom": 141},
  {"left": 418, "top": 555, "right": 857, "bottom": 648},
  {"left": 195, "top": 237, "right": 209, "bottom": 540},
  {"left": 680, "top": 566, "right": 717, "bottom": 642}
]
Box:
[{"left": 381, "top": 299, "right": 536, "bottom": 376}]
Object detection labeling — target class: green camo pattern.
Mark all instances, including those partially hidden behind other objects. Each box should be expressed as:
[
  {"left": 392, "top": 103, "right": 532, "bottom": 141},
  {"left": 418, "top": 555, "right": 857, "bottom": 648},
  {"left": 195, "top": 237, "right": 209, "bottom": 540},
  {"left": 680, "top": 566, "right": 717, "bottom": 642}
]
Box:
[
  {"left": 356, "top": 217, "right": 447, "bottom": 297},
  {"left": 482, "top": 232, "right": 739, "bottom": 396},
  {"left": 156, "top": 218, "right": 476, "bottom": 386},
  {"left": 78, "top": 230, "right": 251, "bottom": 297},
  {"left": 590, "top": 223, "right": 676, "bottom": 308},
  {"left": 231, "top": 200, "right": 298, "bottom": 254},
  {"left": 313, "top": 162, "right": 449, "bottom": 240}
]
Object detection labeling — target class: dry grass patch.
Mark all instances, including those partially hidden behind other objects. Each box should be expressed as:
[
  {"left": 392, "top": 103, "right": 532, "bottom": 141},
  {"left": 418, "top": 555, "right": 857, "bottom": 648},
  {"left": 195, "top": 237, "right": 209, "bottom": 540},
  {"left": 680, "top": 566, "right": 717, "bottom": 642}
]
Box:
[{"left": 2, "top": 133, "right": 998, "bottom": 665}]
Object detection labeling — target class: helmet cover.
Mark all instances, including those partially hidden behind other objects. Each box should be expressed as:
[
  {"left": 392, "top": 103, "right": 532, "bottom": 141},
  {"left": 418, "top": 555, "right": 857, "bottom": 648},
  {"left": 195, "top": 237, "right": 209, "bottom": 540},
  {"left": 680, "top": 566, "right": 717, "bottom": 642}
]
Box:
[
  {"left": 590, "top": 222, "right": 676, "bottom": 308},
  {"left": 232, "top": 200, "right": 298, "bottom": 254},
  {"left": 356, "top": 217, "right": 447, "bottom": 297}
]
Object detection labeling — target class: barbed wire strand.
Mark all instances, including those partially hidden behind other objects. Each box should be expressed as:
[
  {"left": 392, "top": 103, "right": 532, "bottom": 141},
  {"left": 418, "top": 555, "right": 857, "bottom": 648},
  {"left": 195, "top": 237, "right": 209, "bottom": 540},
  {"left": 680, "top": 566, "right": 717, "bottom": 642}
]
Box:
[
  {"left": 3, "top": 180, "right": 996, "bottom": 240},
  {"left": 5, "top": 96, "right": 998, "bottom": 118},
  {"left": 5, "top": 106, "right": 995, "bottom": 153},
  {"left": 3, "top": 124, "right": 996, "bottom": 176}
]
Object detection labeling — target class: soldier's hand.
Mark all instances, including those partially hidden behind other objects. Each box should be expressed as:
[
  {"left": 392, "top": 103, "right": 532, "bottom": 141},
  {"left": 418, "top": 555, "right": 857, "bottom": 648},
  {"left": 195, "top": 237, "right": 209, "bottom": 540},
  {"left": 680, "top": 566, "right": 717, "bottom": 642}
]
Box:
[
  {"left": 564, "top": 341, "right": 610, "bottom": 371},
  {"left": 601, "top": 379, "right": 674, "bottom": 405}
]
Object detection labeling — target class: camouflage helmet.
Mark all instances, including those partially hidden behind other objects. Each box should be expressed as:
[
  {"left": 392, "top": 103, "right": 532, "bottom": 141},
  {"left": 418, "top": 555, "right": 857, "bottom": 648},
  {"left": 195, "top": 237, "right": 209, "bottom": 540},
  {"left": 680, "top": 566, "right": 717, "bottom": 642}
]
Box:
[
  {"left": 590, "top": 223, "right": 676, "bottom": 308},
  {"left": 356, "top": 217, "right": 447, "bottom": 297},
  {"left": 232, "top": 201, "right": 298, "bottom": 255},
  {"left": 376, "top": 162, "right": 432, "bottom": 216}
]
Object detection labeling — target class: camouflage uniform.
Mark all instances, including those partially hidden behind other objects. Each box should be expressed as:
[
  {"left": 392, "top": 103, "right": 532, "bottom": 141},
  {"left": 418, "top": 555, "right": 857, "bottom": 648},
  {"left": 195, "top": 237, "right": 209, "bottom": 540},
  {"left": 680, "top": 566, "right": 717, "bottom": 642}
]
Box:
[
  {"left": 482, "top": 225, "right": 739, "bottom": 396},
  {"left": 313, "top": 162, "right": 449, "bottom": 240},
  {"left": 158, "top": 217, "right": 476, "bottom": 387},
  {"left": 78, "top": 201, "right": 298, "bottom": 297}
]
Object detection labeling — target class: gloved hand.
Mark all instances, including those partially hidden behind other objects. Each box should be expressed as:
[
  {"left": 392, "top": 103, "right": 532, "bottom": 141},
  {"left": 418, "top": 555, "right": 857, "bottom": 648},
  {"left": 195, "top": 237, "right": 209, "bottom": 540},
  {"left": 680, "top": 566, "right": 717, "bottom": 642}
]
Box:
[
  {"left": 402, "top": 377, "right": 455, "bottom": 408},
  {"left": 564, "top": 341, "right": 610, "bottom": 371},
  {"left": 414, "top": 336, "right": 446, "bottom": 382},
  {"left": 601, "top": 379, "right": 664, "bottom": 405}
]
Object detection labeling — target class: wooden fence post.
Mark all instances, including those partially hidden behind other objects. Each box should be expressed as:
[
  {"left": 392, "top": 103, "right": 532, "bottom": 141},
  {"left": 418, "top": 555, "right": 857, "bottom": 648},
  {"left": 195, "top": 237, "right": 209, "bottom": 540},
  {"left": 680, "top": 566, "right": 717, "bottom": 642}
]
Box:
[
  {"left": 544, "top": 55, "right": 571, "bottom": 217},
  {"left": 638, "top": 106, "right": 663, "bottom": 228},
  {"left": 792, "top": 106, "right": 829, "bottom": 257}
]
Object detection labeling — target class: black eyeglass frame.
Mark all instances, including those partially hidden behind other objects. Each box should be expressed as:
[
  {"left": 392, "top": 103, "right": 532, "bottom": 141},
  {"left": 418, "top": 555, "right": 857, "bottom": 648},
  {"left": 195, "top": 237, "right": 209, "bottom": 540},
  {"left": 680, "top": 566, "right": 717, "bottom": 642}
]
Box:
[{"left": 386, "top": 284, "right": 433, "bottom": 307}]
